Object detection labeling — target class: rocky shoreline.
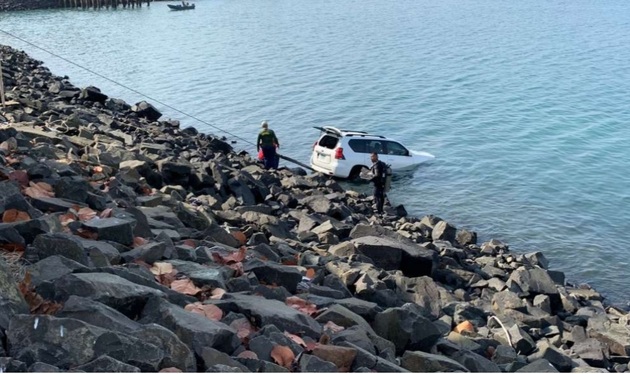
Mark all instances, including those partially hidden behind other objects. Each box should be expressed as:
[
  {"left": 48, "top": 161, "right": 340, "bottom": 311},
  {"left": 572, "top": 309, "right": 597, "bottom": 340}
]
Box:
[
  {"left": 0, "top": 0, "right": 59, "bottom": 12},
  {"left": 0, "top": 43, "right": 628, "bottom": 373}
]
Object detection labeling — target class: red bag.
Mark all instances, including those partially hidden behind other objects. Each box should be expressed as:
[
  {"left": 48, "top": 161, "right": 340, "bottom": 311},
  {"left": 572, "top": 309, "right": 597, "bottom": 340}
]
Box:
[{"left": 258, "top": 150, "right": 264, "bottom": 161}]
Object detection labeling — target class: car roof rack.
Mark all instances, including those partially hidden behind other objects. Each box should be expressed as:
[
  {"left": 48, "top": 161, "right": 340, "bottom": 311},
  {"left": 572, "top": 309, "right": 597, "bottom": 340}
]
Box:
[{"left": 313, "top": 126, "right": 381, "bottom": 137}]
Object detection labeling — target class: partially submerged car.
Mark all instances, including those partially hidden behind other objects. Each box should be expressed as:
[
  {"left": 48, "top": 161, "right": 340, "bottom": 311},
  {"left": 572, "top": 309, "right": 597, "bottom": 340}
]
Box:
[{"left": 310, "top": 126, "right": 435, "bottom": 179}]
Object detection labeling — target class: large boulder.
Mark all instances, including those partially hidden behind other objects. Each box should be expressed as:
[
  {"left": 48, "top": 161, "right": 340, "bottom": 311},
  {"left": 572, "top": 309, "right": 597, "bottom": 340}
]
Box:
[
  {"left": 131, "top": 101, "right": 162, "bottom": 121},
  {"left": 351, "top": 236, "right": 437, "bottom": 277},
  {"left": 40, "top": 272, "right": 164, "bottom": 318},
  {"left": 7, "top": 315, "right": 163, "bottom": 371},
  {"left": 208, "top": 293, "right": 322, "bottom": 339},
  {"left": 139, "top": 296, "right": 240, "bottom": 356},
  {"left": 372, "top": 305, "right": 442, "bottom": 354},
  {"left": 27, "top": 233, "right": 89, "bottom": 266}
]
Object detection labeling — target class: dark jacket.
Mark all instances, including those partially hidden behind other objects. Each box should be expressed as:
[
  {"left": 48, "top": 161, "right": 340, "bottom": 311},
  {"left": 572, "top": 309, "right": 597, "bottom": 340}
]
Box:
[
  {"left": 370, "top": 160, "right": 387, "bottom": 189},
  {"left": 257, "top": 129, "right": 278, "bottom": 150}
]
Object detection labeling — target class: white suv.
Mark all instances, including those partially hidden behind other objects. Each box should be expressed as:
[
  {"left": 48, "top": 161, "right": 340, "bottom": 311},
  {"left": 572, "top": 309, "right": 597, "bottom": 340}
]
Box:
[{"left": 310, "top": 126, "right": 435, "bottom": 179}]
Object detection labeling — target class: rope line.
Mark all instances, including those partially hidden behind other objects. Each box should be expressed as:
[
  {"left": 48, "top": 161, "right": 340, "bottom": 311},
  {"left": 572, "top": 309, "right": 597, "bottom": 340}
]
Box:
[{"left": 0, "top": 28, "right": 257, "bottom": 147}]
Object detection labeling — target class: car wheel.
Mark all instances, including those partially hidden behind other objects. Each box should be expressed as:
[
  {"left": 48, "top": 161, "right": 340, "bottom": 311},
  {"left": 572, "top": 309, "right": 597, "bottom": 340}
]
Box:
[{"left": 348, "top": 165, "right": 366, "bottom": 180}]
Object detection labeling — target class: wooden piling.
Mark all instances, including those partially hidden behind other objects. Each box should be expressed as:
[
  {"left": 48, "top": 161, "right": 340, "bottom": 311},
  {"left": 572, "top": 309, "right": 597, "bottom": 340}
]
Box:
[{"left": 0, "top": 60, "right": 5, "bottom": 109}]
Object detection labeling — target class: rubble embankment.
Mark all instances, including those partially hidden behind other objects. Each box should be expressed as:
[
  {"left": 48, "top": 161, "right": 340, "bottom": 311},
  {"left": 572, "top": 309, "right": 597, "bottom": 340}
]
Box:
[
  {"left": 0, "top": 0, "right": 58, "bottom": 12},
  {"left": 0, "top": 44, "right": 628, "bottom": 373}
]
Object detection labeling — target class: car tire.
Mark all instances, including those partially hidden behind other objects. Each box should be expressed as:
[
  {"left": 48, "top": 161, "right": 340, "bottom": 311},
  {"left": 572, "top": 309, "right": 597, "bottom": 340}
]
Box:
[{"left": 348, "top": 165, "right": 366, "bottom": 180}]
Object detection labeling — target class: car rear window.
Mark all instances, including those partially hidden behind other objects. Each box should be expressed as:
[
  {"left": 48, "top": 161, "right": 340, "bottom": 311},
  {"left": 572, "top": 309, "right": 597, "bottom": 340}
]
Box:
[{"left": 318, "top": 135, "right": 339, "bottom": 149}]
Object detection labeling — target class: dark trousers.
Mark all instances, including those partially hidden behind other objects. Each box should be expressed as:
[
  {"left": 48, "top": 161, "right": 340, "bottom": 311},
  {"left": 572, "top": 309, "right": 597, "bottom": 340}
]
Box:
[
  {"left": 374, "top": 186, "right": 385, "bottom": 214},
  {"left": 261, "top": 145, "right": 277, "bottom": 169}
]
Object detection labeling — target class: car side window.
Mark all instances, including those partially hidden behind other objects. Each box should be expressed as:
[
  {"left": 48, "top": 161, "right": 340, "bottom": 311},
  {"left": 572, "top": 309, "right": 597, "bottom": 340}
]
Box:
[
  {"left": 365, "top": 141, "right": 384, "bottom": 154},
  {"left": 384, "top": 141, "right": 409, "bottom": 156},
  {"left": 318, "top": 135, "right": 339, "bottom": 149},
  {"left": 348, "top": 139, "right": 369, "bottom": 153}
]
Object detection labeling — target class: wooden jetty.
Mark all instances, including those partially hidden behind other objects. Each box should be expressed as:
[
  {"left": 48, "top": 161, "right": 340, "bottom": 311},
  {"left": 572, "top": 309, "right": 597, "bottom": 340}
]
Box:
[{"left": 58, "top": 0, "right": 152, "bottom": 10}]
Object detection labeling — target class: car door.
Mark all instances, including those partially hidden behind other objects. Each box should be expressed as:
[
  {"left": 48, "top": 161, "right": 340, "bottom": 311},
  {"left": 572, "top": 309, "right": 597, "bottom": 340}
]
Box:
[
  {"left": 383, "top": 141, "right": 413, "bottom": 169},
  {"left": 347, "top": 139, "right": 369, "bottom": 170}
]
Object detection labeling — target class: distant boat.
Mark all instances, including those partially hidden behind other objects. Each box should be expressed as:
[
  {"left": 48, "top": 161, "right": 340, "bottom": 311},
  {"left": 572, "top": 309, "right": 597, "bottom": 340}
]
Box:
[{"left": 168, "top": 3, "right": 195, "bottom": 10}]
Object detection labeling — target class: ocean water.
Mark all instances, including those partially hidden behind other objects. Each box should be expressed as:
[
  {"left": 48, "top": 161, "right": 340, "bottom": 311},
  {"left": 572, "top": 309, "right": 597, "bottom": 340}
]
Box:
[{"left": 1, "top": 0, "right": 630, "bottom": 305}]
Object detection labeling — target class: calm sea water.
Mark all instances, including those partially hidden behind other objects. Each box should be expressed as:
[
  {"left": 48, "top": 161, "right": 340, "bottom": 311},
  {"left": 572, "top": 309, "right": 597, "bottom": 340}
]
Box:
[{"left": 2, "top": 0, "right": 630, "bottom": 305}]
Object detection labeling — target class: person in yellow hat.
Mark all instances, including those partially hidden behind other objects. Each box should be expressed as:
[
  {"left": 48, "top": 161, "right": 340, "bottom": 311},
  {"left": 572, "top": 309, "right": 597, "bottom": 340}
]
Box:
[{"left": 257, "top": 120, "right": 280, "bottom": 169}]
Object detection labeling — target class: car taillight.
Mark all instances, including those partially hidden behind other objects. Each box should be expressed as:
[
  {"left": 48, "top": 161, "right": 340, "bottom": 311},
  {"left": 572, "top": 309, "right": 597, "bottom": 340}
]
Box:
[{"left": 334, "top": 147, "right": 345, "bottom": 160}]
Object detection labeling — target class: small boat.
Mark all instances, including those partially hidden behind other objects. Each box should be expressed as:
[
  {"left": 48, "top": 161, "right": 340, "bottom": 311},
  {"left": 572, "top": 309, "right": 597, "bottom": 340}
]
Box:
[{"left": 168, "top": 3, "right": 195, "bottom": 10}]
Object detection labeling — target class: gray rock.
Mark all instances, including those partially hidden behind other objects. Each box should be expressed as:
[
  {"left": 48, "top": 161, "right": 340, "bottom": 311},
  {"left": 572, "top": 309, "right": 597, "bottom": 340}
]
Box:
[
  {"left": 8, "top": 315, "right": 162, "bottom": 371},
  {"left": 57, "top": 296, "right": 142, "bottom": 333},
  {"left": 0, "top": 257, "right": 29, "bottom": 330},
  {"left": 527, "top": 340, "right": 573, "bottom": 372},
  {"left": 139, "top": 296, "right": 240, "bottom": 356},
  {"left": 449, "top": 350, "right": 500, "bottom": 372},
  {"left": 316, "top": 304, "right": 375, "bottom": 335},
  {"left": 166, "top": 259, "right": 227, "bottom": 289},
  {"left": 121, "top": 241, "right": 166, "bottom": 264},
  {"left": 79, "top": 86, "right": 108, "bottom": 103},
  {"left": 43, "top": 272, "right": 164, "bottom": 318},
  {"left": 131, "top": 101, "right": 162, "bottom": 121},
  {"left": 81, "top": 218, "right": 135, "bottom": 246},
  {"left": 27, "top": 256, "right": 88, "bottom": 288},
  {"left": 27, "top": 362, "right": 61, "bottom": 372},
  {"left": 248, "top": 335, "right": 274, "bottom": 362},
  {"left": 74, "top": 355, "right": 140, "bottom": 372},
  {"left": 208, "top": 293, "right": 322, "bottom": 339},
  {"left": 246, "top": 261, "right": 303, "bottom": 293},
  {"left": 199, "top": 347, "right": 249, "bottom": 372},
  {"left": 432, "top": 220, "right": 457, "bottom": 243},
  {"left": 54, "top": 177, "right": 89, "bottom": 203},
  {"left": 28, "top": 233, "right": 89, "bottom": 265},
  {"left": 80, "top": 239, "right": 121, "bottom": 266},
  {"left": 299, "top": 354, "right": 338, "bottom": 372},
  {"left": 515, "top": 359, "right": 559, "bottom": 372},
  {"left": 401, "top": 350, "right": 469, "bottom": 372},
  {"left": 494, "top": 324, "right": 536, "bottom": 355},
  {"left": 572, "top": 339, "right": 610, "bottom": 368},
  {"left": 352, "top": 236, "right": 437, "bottom": 277},
  {"left": 0, "top": 180, "right": 42, "bottom": 218},
  {"left": 372, "top": 305, "right": 442, "bottom": 354},
  {"left": 338, "top": 341, "right": 408, "bottom": 372},
  {"left": 132, "top": 323, "right": 196, "bottom": 371},
  {"left": 491, "top": 345, "right": 518, "bottom": 365}
]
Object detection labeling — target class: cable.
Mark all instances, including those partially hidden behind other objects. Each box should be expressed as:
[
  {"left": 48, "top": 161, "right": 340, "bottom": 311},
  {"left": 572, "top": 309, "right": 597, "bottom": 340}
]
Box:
[{"left": 0, "top": 28, "right": 257, "bottom": 147}]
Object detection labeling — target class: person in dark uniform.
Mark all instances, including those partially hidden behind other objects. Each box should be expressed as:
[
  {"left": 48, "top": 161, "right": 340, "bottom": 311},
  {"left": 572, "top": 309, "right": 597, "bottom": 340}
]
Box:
[
  {"left": 257, "top": 120, "right": 280, "bottom": 169},
  {"left": 369, "top": 152, "right": 387, "bottom": 215}
]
